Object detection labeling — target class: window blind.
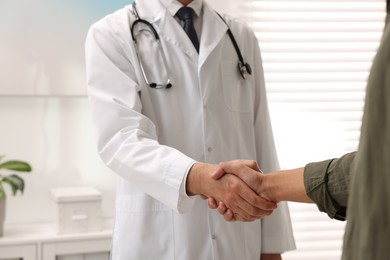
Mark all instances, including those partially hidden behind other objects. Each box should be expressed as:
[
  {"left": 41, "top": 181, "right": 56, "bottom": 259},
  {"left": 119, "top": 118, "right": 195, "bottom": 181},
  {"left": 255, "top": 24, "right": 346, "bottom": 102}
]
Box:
[{"left": 234, "top": 1, "right": 385, "bottom": 259}]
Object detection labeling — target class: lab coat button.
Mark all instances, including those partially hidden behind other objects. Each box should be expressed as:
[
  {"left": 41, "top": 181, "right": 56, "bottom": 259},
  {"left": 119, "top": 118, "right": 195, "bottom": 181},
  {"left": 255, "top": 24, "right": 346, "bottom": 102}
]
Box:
[
  {"left": 211, "top": 235, "right": 216, "bottom": 240},
  {"left": 207, "top": 147, "right": 212, "bottom": 152}
]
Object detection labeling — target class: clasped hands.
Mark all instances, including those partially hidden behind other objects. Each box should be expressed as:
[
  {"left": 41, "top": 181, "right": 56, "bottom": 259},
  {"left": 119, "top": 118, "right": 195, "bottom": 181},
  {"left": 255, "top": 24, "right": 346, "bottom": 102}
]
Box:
[{"left": 187, "top": 160, "right": 278, "bottom": 222}]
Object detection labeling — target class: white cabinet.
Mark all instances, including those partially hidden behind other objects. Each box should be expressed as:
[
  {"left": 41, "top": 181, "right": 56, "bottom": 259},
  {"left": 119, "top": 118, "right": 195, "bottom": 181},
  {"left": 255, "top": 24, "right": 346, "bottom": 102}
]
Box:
[
  {"left": 0, "top": 223, "right": 111, "bottom": 260},
  {"left": 57, "top": 253, "right": 109, "bottom": 260},
  {"left": 0, "top": 244, "right": 36, "bottom": 260},
  {"left": 0, "top": 224, "right": 39, "bottom": 260},
  {"left": 42, "top": 237, "right": 110, "bottom": 260}
]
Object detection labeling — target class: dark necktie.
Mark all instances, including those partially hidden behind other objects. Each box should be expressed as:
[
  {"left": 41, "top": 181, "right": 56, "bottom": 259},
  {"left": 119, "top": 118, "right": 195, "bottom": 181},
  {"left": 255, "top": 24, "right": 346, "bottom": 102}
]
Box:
[{"left": 176, "top": 7, "right": 200, "bottom": 53}]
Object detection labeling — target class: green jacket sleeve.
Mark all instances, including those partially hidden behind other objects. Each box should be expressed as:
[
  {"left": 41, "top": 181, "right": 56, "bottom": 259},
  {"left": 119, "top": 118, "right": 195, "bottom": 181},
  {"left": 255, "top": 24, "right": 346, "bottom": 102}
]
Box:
[{"left": 303, "top": 152, "right": 356, "bottom": 220}]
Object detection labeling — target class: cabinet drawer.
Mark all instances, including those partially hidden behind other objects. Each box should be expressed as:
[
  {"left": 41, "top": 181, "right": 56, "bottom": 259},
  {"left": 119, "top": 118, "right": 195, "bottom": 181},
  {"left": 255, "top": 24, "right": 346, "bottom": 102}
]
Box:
[
  {"left": 42, "top": 238, "right": 110, "bottom": 260},
  {"left": 0, "top": 244, "right": 36, "bottom": 260},
  {"left": 56, "top": 252, "right": 109, "bottom": 260}
]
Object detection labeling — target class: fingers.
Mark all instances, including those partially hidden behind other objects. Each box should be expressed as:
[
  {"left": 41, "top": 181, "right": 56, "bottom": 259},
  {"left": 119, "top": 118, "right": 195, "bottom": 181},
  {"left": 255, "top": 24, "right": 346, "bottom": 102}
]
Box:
[
  {"left": 204, "top": 195, "right": 273, "bottom": 222},
  {"left": 211, "top": 199, "right": 272, "bottom": 222},
  {"left": 217, "top": 201, "right": 228, "bottom": 215},
  {"left": 240, "top": 187, "right": 277, "bottom": 211},
  {"left": 240, "top": 160, "right": 260, "bottom": 171},
  {"left": 211, "top": 166, "right": 226, "bottom": 180},
  {"left": 227, "top": 174, "right": 276, "bottom": 210},
  {"left": 211, "top": 160, "right": 260, "bottom": 180},
  {"left": 232, "top": 197, "right": 274, "bottom": 221},
  {"left": 216, "top": 202, "right": 240, "bottom": 223},
  {"left": 203, "top": 198, "right": 237, "bottom": 222},
  {"left": 217, "top": 203, "right": 244, "bottom": 223},
  {"left": 208, "top": 197, "right": 218, "bottom": 209},
  {"left": 220, "top": 161, "right": 264, "bottom": 195},
  {"left": 199, "top": 194, "right": 208, "bottom": 200},
  {"left": 222, "top": 160, "right": 260, "bottom": 171},
  {"left": 219, "top": 175, "right": 276, "bottom": 221},
  {"left": 201, "top": 162, "right": 276, "bottom": 222},
  {"left": 220, "top": 161, "right": 259, "bottom": 181},
  {"left": 223, "top": 209, "right": 235, "bottom": 222},
  {"left": 236, "top": 195, "right": 275, "bottom": 220}
]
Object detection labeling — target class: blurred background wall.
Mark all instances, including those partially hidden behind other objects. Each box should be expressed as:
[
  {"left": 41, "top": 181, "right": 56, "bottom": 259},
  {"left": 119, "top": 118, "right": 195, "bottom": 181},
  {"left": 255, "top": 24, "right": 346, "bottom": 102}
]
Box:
[{"left": 0, "top": 0, "right": 228, "bottom": 225}]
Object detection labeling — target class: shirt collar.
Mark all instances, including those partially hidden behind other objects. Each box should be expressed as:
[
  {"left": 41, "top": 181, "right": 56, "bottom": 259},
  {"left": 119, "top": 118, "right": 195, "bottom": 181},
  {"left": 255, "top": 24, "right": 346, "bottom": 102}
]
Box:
[{"left": 159, "top": 0, "right": 203, "bottom": 18}]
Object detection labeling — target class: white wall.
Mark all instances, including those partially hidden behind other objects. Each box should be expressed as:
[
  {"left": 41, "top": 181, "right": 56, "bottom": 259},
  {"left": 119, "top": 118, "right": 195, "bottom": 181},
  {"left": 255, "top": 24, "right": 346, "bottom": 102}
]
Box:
[
  {"left": 0, "top": 0, "right": 129, "bottom": 226},
  {"left": 0, "top": 97, "right": 116, "bottom": 224},
  {"left": 0, "top": 0, "right": 235, "bottom": 226}
]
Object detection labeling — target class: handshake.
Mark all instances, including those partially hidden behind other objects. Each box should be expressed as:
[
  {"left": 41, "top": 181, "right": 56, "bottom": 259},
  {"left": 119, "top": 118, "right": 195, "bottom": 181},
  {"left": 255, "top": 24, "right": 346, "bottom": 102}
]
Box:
[{"left": 187, "top": 160, "right": 309, "bottom": 222}]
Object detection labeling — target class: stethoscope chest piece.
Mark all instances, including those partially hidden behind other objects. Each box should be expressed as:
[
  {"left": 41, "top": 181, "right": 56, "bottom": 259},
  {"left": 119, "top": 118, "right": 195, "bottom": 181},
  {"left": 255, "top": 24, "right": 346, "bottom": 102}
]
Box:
[{"left": 238, "top": 62, "right": 252, "bottom": 80}]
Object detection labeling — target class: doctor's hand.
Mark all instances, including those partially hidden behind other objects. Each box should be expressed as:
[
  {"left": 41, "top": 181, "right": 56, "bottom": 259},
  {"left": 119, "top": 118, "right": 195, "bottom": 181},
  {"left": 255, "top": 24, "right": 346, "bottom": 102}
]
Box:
[{"left": 187, "top": 162, "right": 277, "bottom": 222}]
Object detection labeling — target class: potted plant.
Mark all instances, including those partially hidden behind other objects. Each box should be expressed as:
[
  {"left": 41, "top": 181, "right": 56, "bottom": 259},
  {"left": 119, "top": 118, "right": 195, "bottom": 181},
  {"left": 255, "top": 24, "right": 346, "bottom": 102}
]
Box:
[{"left": 0, "top": 156, "right": 32, "bottom": 237}]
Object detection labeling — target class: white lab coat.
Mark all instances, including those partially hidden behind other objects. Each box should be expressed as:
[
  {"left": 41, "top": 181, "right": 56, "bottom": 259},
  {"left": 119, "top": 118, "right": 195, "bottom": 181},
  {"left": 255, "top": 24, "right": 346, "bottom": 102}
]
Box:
[{"left": 85, "top": 0, "right": 295, "bottom": 259}]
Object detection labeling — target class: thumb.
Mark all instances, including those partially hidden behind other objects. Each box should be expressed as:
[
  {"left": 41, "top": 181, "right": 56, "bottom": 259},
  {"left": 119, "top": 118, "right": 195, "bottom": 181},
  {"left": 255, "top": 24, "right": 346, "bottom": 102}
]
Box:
[
  {"left": 219, "top": 161, "right": 263, "bottom": 194},
  {"left": 239, "top": 160, "right": 260, "bottom": 172},
  {"left": 210, "top": 165, "right": 226, "bottom": 180},
  {"left": 219, "top": 161, "right": 250, "bottom": 180}
]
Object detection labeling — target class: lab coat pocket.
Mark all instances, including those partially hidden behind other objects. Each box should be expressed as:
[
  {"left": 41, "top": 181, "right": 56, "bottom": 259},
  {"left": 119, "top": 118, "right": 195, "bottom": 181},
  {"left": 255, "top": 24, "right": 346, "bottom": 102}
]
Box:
[
  {"left": 221, "top": 59, "right": 253, "bottom": 113},
  {"left": 111, "top": 195, "right": 174, "bottom": 260}
]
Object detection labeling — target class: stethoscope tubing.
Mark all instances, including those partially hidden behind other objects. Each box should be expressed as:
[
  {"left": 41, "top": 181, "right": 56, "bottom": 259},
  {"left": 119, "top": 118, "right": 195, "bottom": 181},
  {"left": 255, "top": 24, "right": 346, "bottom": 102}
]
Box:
[
  {"left": 131, "top": 3, "right": 172, "bottom": 88},
  {"left": 130, "top": 2, "right": 251, "bottom": 88}
]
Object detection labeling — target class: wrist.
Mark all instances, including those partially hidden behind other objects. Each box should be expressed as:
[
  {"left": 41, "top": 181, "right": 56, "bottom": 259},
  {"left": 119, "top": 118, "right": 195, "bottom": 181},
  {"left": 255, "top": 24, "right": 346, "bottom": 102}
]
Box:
[
  {"left": 261, "top": 173, "right": 279, "bottom": 202},
  {"left": 266, "top": 168, "right": 310, "bottom": 203},
  {"left": 186, "top": 162, "right": 214, "bottom": 196}
]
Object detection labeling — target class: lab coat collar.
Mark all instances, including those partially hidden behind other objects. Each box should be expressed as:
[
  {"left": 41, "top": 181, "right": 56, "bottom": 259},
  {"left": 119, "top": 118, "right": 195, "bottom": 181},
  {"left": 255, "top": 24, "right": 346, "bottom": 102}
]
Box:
[
  {"left": 133, "top": 0, "right": 196, "bottom": 57},
  {"left": 134, "top": 0, "right": 165, "bottom": 23},
  {"left": 160, "top": 0, "right": 203, "bottom": 18},
  {"left": 198, "top": 1, "right": 228, "bottom": 66},
  {"left": 134, "top": 0, "right": 203, "bottom": 23},
  {"left": 159, "top": 0, "right": 228, "bottom": 61},
  {"left": 134, "top": 0, "right": 227, "bottom": 60}
]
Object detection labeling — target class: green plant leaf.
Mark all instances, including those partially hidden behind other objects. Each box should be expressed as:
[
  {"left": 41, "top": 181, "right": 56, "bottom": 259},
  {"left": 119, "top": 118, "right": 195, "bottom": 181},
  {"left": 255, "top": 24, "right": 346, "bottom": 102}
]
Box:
[
  {"left": 2, "top": 175, "right": 24, "bottom": 195},
  {"left": 0, "top": 160, "right": 32, "bottom": 172},
  {"left": 0, "top": 183, "right": 5, "bottom": 198}
]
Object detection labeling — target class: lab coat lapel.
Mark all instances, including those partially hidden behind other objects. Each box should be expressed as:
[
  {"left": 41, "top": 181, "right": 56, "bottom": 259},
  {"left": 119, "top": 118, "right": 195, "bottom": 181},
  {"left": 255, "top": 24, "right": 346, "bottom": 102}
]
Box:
[
  {"left": 198, "top": 3, "right": 228, "bottom": 68},
  {"left": 134, "top": 0, "right": 163, "bottom": 23},
  {"left": 135, "top": 0, "right": 225, "bottom": 61},
  {"left": 134, "top": 0, "right": 198, "bottom": 58},
  {"left": 157, "top": 12, "right": 198, "bottom": 59}
]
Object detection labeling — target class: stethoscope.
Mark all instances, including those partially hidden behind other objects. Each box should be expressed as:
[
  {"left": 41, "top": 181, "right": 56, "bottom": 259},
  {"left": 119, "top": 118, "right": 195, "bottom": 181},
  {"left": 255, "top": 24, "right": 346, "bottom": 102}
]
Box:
[{"left": 130, "top": 2, "right": 252, "bottom": 89}]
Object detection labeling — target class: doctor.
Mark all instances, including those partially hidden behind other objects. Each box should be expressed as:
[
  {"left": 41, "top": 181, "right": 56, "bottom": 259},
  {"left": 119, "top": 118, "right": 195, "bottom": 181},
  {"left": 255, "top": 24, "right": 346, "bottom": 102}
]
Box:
[{"left": 85, "top": 0, "right": 295, "bottom": 259}]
